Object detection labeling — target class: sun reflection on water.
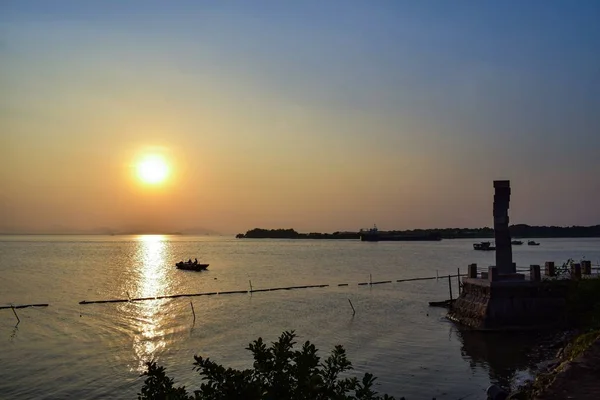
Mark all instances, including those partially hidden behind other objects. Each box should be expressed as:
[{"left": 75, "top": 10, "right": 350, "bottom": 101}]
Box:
[{"left": 131, "top": 235, "right": 170, "bottom": 372}]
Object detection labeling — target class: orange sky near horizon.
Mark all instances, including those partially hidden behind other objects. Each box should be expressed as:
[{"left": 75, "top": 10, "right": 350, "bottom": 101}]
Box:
[{"left": 1, "top": 2, "right": 599, "bottom": 234}]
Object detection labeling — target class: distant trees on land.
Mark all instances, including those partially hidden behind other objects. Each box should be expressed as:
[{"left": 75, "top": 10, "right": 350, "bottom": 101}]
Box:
[
  {"left": 237, "top": 228, "right": 302, "bottom": 239},
  {"left": 235, "top": 225, "right": 600, "bottom": 239},
  {"left": 236, "top": 229, "right": 360, "bottom": 239}
]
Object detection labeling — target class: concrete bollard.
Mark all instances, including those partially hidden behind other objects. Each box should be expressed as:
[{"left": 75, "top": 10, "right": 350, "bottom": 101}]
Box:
[
  {"left": 530, "top": 265, "right": 541, "bottom": 282},
  {"left": 488, "top": 266, "right": 499, "bottom": 282},
  {"left": 582, "top": 260, "right": 592, "bottom": 275},
  {"left": 468, "top": 263, "right": 478, "bottom": 278},
  {"left": 545, "top": 261, "right": 555, "bottom": 277},
  {"left": 571, "top": 263, "right": 582, "bottom": 280}
]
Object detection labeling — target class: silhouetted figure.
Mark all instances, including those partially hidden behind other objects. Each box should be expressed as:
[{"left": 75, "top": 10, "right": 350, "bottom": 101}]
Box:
[{"left": 194, "top": 258, "right": 198, "bottom": 264}]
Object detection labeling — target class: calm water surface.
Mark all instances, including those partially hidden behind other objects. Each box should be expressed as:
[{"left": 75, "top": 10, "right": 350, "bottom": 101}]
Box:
[{"left": 1, "top": 236, "right": 599, "bottom": 399}]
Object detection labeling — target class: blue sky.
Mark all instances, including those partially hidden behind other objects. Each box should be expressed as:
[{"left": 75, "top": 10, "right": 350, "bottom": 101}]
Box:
[{"left": 1, "top": 1, "right": 599, "bottom": 233}]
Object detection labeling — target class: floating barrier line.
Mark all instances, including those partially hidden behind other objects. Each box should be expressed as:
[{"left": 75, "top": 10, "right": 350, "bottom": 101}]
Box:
[
  {"left": 397, "top": 276, "right": 437, "bottom": 282},
  {"left": 78, "top": 275, "right": 465, "bottom": 305},
  {"left": 0, "top": 303, "right": 49, "bottom": 310}
]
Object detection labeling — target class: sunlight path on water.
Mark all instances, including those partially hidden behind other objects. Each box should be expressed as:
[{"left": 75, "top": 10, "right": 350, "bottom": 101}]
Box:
[{"left": 130, "top": 235, "right": 169, "bottom": 372}]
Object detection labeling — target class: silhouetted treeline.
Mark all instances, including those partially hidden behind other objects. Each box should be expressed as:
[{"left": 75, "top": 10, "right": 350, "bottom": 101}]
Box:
[
  {"left": 509, "top": 224, "right": 600, "bottom": 238},
  {"left": 236, "top": 228, "right": 359, "bottom": 239},
  {"left": 236, "top": 225, "right": 600, "bottom": 239}
]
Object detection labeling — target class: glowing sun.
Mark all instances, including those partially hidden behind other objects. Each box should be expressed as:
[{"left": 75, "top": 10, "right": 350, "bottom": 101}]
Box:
[{"left": 137, "top": 154, "right": 169, "bottom": 184}]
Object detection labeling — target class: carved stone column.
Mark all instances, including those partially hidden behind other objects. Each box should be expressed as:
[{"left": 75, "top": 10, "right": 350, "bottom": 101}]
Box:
[{"left": 493, "top": 180, "right": 514, "bottom": 274}]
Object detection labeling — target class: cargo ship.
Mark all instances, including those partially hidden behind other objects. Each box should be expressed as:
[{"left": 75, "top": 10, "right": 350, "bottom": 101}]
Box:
[{"left": 359, "top": 225, "right": 442, "bottom": 242}]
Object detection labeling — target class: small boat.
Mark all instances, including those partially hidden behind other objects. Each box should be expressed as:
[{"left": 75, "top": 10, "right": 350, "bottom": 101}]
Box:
[
  {"left": 176, "top": 261, "right": 209, "bottom": 271},
  {"left": 511, "top": 240, "right": 523, "bottom": 245},
  {"left": 527, "top": 241, "right": 540, "bottom": 246},
  {"left": 473, "top": 241, "right": 496, "bottom": 251}
]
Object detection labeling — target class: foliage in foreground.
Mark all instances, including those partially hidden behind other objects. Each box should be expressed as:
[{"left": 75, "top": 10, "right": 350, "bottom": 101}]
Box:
[
  {"left": 565, "top": 277, "right": 600, "bottom": 329},
  {"left": 138, "top": 331, "right": 396, "bottom": 400}
]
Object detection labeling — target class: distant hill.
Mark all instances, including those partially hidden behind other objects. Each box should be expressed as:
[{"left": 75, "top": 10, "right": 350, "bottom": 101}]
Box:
[{"left": 236, "top": 225, "right": 600, "bottom": 239}]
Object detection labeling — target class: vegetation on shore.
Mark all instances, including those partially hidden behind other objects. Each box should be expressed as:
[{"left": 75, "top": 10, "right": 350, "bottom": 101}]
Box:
[
  {"left": 236, "top": 225, "right": 600, "bottom": 239},
  {"left": 139, "top": 331, "right": 398, "bottom": 400},
  {"left": 513, "top": 278, "right": 600, "bottom": 398}
]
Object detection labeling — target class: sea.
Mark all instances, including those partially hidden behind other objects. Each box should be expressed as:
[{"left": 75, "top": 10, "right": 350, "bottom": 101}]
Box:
[{"left": 1, "top": 235, "right": 599, "bottom": 399}]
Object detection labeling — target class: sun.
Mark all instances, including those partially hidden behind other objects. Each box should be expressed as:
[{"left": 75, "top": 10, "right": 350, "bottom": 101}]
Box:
[{"left": 136, "top": 154, "right": 169, "bottom": 184}]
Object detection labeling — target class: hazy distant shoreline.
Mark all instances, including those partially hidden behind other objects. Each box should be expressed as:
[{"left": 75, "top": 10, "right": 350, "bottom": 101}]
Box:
[{"left": 2, "top": 224, "right": 600, "bottom": 239}]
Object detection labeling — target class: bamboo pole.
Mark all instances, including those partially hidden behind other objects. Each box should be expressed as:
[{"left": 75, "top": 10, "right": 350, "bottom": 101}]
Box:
[{"left": 448, "top": 275, "right": 453, "bottom": 301}]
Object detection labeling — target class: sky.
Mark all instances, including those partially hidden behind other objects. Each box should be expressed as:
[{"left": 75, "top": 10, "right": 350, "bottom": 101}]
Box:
[{"left": 1, "top": 1, "right": 599, "bottom": 234}]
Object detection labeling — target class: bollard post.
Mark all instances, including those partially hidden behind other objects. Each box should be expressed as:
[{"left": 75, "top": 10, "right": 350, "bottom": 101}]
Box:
[
  {"left": 545, "top": 261, "right": 555, "bottom": 277},
  {"left": 530, "top": 265, "right": 541, "bottom": 282},
  {"left": 468, "top": 263, "right": 478, "bottom": 278},
  {"left": 571, "top": 263, "right": 582, "bottom": 280},
  {"left": 582, "top": 260, "right": 592, "bottom": 275}
]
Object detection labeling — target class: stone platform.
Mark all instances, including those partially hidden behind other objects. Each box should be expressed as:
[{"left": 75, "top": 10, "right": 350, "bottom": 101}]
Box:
[{"left": 448, "top": 277, "right": 568, "bottom": 331}]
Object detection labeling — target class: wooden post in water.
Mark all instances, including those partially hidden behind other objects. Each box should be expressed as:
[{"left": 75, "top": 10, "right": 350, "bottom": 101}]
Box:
[
  {"left": 369, "top": 273, "right": 372, "bottom": 286},
  {"left": 457, "top": 268, "right": 461, "bottom": 294},
  {"left": 448, "top": 275, "right": 453, "bottom": 301},
  {"left": 348, "top": 299, "right": 356, "bottom": 315},
  {"left": 249, "top": 280, "right": 253, "bottom": 293},
  {"left": 11, "top": 305, "right": 20, "bottom": 324},
  {"left": 190, "top": 301, "right": 196, "bottom": 323}
]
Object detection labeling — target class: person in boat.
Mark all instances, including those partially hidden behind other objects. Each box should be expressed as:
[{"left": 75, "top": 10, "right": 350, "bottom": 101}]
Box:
[
  {"left": 194, "top": 258, "right": 198, "bottom": 264},
  {"left": 188, "top": 259, "right": 192, "bottom": 264}
]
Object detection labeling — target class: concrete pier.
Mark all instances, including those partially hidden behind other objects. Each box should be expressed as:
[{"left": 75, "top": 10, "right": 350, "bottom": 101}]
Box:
[
  {"left": 448, "top": 181, "right": 567, "bottom": 330},
  {"left": 448, "top": 278, "right": 568, "bottom": 330}
]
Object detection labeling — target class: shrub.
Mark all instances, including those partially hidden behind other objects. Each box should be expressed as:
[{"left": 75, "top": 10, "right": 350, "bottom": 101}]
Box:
[{"left": 138, "top": 331, "right": 396, "bottom": 400}]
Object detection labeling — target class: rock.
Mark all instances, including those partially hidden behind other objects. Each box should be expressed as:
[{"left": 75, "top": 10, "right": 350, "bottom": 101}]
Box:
[
  {"left": 487, "top": 384, "right": 509, "bottom": 400},
  {"left": 538, "top": 358, "right": 560, "bottom": 372},
  {"left": 555, "top": 347, "right": 564, "bottom": 359}
]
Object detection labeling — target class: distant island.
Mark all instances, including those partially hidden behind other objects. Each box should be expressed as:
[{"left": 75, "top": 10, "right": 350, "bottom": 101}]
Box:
[{"left": 236, "top": 225, "right": 600, "bottom": 240}]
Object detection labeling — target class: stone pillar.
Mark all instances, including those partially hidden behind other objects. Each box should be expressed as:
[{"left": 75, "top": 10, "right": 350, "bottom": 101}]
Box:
[
  {"left": 493, "top": 180, "right": 514, "bottom": 274},
  {"left": 571, "top": 263, "right": 582, "bottom": 280},
  {"left": 582, "top": 260, "right": 592, "bottom": 275},
  {"left": 530, "top": 265, "right": 541, "bottom": 282},
  {"left": 545, "top": 262, "right": 555, "bottom": 277},
  {"left": 468, "top": 263, "right": 478, "bottom": 278}
]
